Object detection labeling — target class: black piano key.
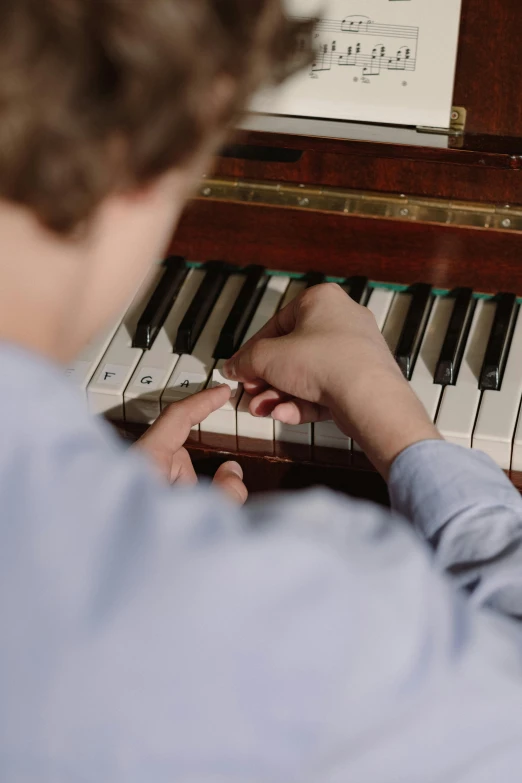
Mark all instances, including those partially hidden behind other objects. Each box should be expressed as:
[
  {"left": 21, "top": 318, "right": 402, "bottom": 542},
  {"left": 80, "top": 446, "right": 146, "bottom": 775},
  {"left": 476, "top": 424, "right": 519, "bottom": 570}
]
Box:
[
  {"left": 434, "top": 288, "right": 475, "bottom": 386},
  {"left": 175, "top": 261, "right": 228, "bottom": 354},
  {"left": 479, "top": 292, "right": 518, "bottom": 391},
  {"left": 305, "top": 272, "right": 326, "bottom": 288},
  {"left": 213, "top": 265, "right": 268, "bottom": 359},
  {"left": 394, "top": 283, "right": 433, "bottom": 380},
  {"left": 344, "top": 275, "right": 369, "bottom": 305},
  {"left": 133, "top": 256, "right": 188, "bottom": 350}
]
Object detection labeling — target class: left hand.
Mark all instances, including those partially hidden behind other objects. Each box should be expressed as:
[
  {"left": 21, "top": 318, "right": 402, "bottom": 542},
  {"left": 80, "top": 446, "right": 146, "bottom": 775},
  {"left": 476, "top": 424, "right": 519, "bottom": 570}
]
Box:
[
  {"left": 135, "top": 385, "right": 248, "bottom": 505},
  {"left": 222, "top": 283, "right": 439, "bottom": 479}
]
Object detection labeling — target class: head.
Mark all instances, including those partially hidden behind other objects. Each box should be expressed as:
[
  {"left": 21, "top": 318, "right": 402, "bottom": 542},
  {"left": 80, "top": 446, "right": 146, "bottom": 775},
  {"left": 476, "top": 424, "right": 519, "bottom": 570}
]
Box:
[{"left": 0, "top": 0, "right": 311, "bottom": 359}]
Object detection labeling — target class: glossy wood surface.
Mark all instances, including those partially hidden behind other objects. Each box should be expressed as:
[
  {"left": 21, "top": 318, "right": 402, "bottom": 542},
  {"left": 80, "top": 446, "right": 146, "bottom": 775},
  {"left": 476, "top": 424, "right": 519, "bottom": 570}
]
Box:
[
  {"left": 453, "top": 0, "right": 522, "bottom": 137},
  {"left": 215, "top": 135, "right": 522, "bottom": 205},
  {"left": 187, "top": 444, "right": 522, "bottom": 496},
  {"left": 118, "top": 424, "right": 522, "bottom": 500},
  {"left": 171, "top": 201, "right": 522, "bottom": 296}
]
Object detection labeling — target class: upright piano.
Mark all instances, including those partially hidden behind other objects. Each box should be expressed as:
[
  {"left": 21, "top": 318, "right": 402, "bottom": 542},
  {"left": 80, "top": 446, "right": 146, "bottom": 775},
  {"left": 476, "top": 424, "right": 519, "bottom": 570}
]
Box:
[{"left": 76, "top": 0, "right": 522, "bottom": 504}]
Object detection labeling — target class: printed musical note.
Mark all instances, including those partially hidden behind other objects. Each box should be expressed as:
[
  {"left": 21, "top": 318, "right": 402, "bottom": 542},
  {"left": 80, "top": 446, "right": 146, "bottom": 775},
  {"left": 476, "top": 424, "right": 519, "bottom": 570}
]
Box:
[
  {"left": 250, "top": 0, "right": 463, "bottom": 131},
  {"left": 299, "top": 12, "right": 418, "bottom": 79},
  {"left": 303, "top": 15, "right": 419, "bottom": 40}
]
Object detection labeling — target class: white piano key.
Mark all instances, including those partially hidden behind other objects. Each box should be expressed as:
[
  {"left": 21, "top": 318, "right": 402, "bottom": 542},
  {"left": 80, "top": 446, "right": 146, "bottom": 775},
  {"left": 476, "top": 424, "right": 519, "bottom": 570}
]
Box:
[
  {"left": 279, "top": 278, "right": 307, "bottom": 310},
  {"left": 237, "top": 391, "right": 275, "bottom": 452},
  {"left": 352, "top": 288, "right": 395, "bottom": 452},
  {"left": 322, "top": 288, "right": 395, "bottom": 452},
  {"left": 200, "top": 370, "right": 242, "bottom": 436},
  {"left": 273, "top": 278, "right": 312, "bottom": 446},
  {"left": 210, "top": 273, "right": 291, "bottom": 405},
  {"left": 409, "top": 296, "right": 455, "bottom": 421},
  {"left": 86, "top": 267, "right": 164, "bottom": 419},
  {"left": 161, "top": 273, "right": 244, "bottom": 409},
  {"left": 473, "top": 304, "right": 522, "bottom": 469},
  {"left": 65, "top": 315, "right": 124, "bottom": 392},
  {"left": 436, "top": 299, "right": 495, "bottom": 448},
  {"left": 124, "top": 268, "right": 205, "bottom": 425},
  {"left": 236, "top": 276, "right": 294, "bottom": 448},
  {"left": 210, "top": 364, "right": 240, "bottom": 397},
  {"left": 507, "top": 318, "right": 522, "bottom": 470},
  {"left": 202, "top": 275, "right": 291, "bottom": 437},
  {"left": 366, "top": 288, "right": 396, "bottom": 331},
  {"left": 513, "top": 431, "right": 522, "bottom": 471},
  {"left": 382, "top": 291, "right": 412, "bottom": 352},
  {"left": 275, "top": 419, "right": 312, "bottom": 446},
  {"left": 241, "top": 275, "right": 291, "bottom": 344},
  {"left": 201, "top": 360, "right": 241, "bottom": 438},
  {"left": 314, "top": 420, "right": 351, "bottom": 450}
]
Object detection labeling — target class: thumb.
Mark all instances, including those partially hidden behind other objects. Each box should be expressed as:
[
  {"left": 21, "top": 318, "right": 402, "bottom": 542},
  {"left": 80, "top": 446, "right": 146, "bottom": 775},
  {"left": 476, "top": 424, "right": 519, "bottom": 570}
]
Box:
[
  {"left": 141, "top": 385, "right": 231, "bottom": 451},
  {"left": 223, "top": 336, "right": 286, "bottom": 385},
  {"left": 212, "top": 461, "right": 248, "bottom": 505}
]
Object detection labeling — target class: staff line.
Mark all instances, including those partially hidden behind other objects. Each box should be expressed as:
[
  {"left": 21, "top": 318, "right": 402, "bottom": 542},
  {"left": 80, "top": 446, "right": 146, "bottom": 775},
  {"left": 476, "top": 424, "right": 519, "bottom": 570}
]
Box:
[{"left": 293, "top": 15, "right": 419, "bottom": 41}]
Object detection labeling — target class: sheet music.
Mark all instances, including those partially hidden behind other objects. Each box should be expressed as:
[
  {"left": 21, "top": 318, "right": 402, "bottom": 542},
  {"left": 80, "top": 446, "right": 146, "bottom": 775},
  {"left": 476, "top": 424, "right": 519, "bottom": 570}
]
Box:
[{"left": 251, "top": 0, "right": 463, "bottom": 129}]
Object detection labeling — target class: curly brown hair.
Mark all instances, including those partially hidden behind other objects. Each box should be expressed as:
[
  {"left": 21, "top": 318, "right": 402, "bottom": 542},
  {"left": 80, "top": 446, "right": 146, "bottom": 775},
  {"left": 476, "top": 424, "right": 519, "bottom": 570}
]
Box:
[{"left": 0, "top": 0, "right": 312, "bottom": 233}]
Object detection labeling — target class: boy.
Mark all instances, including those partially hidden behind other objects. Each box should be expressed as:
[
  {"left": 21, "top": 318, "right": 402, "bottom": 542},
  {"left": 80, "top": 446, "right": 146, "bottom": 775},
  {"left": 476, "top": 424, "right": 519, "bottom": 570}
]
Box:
[{"left": 1, "top": 2, "right": 522, "bottom": 781}]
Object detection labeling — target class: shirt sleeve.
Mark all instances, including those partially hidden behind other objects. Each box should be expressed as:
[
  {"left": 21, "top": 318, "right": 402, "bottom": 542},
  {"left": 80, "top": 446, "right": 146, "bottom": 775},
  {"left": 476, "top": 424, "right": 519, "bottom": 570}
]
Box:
[
  {"left": 4, "top": 397, "right": 522, "bottom": 781},
  {"left": 388, "top": 439, "right": 522, "bottom": 618}
]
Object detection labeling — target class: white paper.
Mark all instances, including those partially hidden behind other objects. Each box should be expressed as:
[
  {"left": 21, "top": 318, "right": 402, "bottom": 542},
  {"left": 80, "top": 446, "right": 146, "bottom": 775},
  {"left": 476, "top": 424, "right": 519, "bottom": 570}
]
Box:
[{"left": 252, "top": 0, "right": 463, "bottom": 129}]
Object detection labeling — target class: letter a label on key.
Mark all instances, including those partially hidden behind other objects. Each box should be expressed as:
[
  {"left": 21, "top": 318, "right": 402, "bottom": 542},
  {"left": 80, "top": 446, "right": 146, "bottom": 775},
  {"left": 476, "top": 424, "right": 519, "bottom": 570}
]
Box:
[{"left": 171, "top": 371, "right": 207, "bottom": 395}]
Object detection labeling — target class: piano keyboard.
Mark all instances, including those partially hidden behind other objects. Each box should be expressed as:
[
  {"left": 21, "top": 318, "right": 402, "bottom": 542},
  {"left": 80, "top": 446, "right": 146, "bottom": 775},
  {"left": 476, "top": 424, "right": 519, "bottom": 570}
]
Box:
[{"left": 66, "top": 258, "right": 522, "bottom": 473}]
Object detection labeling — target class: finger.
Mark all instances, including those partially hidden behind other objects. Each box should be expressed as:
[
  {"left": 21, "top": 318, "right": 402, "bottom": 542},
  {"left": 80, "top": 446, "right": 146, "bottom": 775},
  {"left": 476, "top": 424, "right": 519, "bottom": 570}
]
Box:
[
  {"left": 223, "top": 333, "right": 293, "bottom": 385},
  {"left": 272, "top": 399, "right": 330, "bottom": 425},
  {"left": 238, "top": 297, "right": 300, "bottom": 346},
  {"left": 213, "top": 461, "right": 249, "bottom": 506},
  {"left": 243, "top": 379, "right": 270, "bottom": 396},
  {"left": 249, "top": 387, "right": 290, "bottom": 417},
  {"left": 223, "top": 298, "right": 300, "bottom": 383},
  {"left": 142, "top": 385, "right": 231, "bottom": 451},
  {"left": 169, "top": 447, "right": 198, "bottom": 486}
]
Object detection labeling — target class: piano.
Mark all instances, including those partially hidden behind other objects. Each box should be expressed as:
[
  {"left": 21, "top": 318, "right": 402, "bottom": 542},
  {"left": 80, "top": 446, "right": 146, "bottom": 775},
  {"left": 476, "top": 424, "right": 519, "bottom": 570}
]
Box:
[{"left": 68, "top": 0, "right": 522, "bottom": 504}]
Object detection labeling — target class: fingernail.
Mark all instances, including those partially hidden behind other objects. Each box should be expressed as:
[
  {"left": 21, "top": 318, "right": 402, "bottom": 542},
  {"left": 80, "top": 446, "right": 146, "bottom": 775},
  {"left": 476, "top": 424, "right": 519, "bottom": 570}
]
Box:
[
  {"left": 222, "top": 361, "right": 236, "bottom": 380},
  {"left": 226, "top": 461, "right": 243, "bottom": 479}
]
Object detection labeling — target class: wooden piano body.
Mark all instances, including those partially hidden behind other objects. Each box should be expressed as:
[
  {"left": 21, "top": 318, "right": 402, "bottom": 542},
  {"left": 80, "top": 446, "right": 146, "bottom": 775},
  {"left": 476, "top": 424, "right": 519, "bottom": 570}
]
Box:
[{"left": 154, "top": 0, "right": 522, "bottom": 502}]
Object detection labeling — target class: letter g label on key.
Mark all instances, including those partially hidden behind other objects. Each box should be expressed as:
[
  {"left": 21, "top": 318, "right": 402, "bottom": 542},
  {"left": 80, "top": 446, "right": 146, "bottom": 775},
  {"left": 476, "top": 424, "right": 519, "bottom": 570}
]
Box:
[{"left": 131, "top": 367, "right": 166, "bottom": 392}]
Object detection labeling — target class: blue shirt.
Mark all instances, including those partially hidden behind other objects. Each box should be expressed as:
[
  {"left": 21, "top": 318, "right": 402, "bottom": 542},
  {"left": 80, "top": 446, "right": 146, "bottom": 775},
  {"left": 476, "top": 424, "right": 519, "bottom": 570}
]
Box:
[{"left": 1, "top": 343, "right": 522, "bottom": 783}]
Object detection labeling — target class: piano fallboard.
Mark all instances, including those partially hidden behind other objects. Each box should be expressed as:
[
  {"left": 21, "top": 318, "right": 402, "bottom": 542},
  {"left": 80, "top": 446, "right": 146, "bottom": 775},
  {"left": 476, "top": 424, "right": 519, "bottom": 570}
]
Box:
[{"left": 171, "top": 177, "right": 522, "bottom": 297}]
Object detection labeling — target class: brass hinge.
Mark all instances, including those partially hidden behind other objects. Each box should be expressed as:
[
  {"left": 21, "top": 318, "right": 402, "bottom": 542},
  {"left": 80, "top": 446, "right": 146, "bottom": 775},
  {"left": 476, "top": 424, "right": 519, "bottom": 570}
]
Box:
[
  {"left": 198, "top": 175, "right": 522, "bottom": 232},
  {"left": 416, "top": 106, "right": 467, "bottom": 147}
]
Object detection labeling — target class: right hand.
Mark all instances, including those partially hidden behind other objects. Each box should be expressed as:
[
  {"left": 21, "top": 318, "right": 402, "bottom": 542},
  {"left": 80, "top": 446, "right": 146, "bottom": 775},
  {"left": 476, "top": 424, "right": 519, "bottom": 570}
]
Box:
[{"left": 223, "top": 283, "right": 441, "bottom": 478}]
